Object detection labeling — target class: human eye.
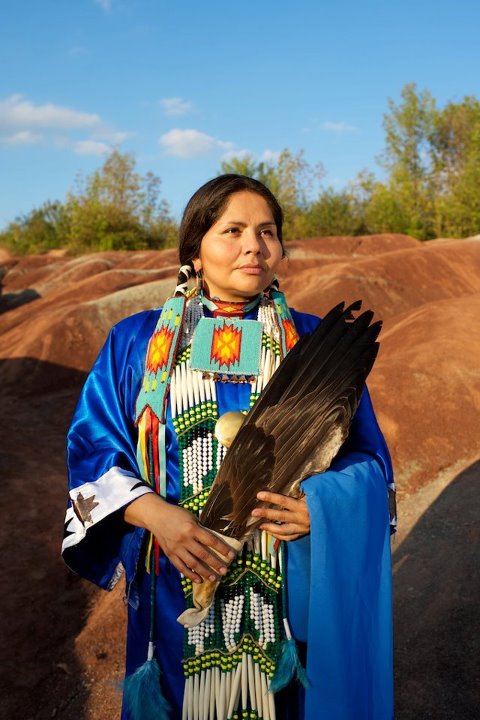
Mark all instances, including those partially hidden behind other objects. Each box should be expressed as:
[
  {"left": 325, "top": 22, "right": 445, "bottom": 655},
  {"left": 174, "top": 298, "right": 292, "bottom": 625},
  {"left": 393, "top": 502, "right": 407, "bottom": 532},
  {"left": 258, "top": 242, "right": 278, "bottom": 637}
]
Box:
[
  {"left": 224, "top": 226, "right": 240, "bottom": 235},
  {"left": 260, "top": 227, "right": 276, "bottom": 238}
]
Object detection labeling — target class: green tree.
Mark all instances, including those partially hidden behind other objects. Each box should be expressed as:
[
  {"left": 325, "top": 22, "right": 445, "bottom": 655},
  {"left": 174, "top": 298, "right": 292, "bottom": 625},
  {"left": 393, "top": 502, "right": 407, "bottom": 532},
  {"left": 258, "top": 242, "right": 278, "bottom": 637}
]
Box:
[
  {"left": 430, "top": 97, "right": 480, "bottom": 236},
  {"left": 64, "top": 149, "right": 176, "bottom": 251},
  {"left": 0, "top": 151, "right": 177, "bottom": 255},
  {"left": 362, "top": 183, "right": 411, "bottom": 235},
  {"left": 380, "top": 83, "right": 437, "bottom": 238},
  {"left": 0, "top": 200, "right": 67, "bottom": 254},
  {"left": 435, "top": 124, "right": 480, "bottom": 237},
  {"left": 303, "top": 187, "right": 366, "bottom": 237}
]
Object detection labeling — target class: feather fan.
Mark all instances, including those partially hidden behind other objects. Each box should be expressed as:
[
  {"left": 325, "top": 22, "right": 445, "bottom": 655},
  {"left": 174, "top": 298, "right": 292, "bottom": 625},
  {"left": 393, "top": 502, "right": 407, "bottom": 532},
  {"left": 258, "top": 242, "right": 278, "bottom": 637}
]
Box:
[{"left": 177, "top": 300, "right": 382, "bottom": 626}]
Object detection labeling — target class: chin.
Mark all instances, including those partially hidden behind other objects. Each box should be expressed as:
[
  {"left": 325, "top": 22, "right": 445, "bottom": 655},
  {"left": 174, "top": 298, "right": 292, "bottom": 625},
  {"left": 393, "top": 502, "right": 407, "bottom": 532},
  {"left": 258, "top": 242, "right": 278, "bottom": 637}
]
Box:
[
  {"left": 233, "top": 281, "right": 269, "bottom": 300},
  {"left": 206, "top": 283, "right": 268, "bottom": 302},
  {"left": 240, "top": 275, "right": 273, "bottom": 294}
]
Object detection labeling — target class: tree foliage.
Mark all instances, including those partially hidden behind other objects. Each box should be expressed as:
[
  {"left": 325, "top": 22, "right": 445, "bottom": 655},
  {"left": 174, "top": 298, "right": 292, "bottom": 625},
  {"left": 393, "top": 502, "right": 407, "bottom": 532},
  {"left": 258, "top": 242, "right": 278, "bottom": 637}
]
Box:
[
  {"left": 2, "top": 87, "right": 480, "bottom": 256},
  {"left": 366, "top": 85, "right": 480, "bottom": 239},
  {"left": 65, "top": 150, "right": 176, "bottom": 251},
  {"left": 0, "top": 150, "right": 176, "bottom": 255},
  {"left": 0, "top": 201, "right": 69, "bottom": 255}
]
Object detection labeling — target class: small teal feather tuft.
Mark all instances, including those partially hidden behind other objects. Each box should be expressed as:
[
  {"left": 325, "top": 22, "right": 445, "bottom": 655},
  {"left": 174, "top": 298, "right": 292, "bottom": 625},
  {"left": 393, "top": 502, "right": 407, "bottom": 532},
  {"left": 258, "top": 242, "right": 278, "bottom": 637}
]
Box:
[
  {"left": 123, "top": 657, "right": 171, "bottom": 720},
  {"left": 270, "top": 638, "right": 310, "bottom": 693}
]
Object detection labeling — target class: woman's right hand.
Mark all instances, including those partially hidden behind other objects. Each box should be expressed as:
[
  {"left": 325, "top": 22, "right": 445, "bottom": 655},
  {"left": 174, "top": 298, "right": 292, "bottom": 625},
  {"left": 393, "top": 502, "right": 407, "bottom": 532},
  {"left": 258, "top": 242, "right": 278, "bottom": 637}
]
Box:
[{"left": 124, "top": 493, "right": 235, "bottom": 584}]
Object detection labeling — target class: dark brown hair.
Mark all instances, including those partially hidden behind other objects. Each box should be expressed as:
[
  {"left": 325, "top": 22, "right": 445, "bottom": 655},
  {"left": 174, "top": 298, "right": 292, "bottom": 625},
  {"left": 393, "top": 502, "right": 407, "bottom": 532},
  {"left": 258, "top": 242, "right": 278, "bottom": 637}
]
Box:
[{"left": 178, "top": 174, "right": 284, "bottom": 271}]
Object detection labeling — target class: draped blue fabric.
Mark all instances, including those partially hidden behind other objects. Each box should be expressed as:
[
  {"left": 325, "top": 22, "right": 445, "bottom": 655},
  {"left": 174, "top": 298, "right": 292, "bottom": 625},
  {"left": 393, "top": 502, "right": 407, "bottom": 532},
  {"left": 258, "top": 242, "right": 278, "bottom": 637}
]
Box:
[{"left": 63, "top": 306, "right": 394, "bottom": 720}]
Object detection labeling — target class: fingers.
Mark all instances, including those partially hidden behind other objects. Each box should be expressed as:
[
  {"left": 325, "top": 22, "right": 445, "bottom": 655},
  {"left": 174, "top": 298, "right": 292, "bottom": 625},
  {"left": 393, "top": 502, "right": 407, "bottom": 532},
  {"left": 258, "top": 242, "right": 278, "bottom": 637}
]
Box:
[
  {"left": 151, "top": 504, "right": 237, "bottom": 582},
  {"left": 251, "top": 490, "right": 310, "bottom": 541},
  {"left": 258, "top": 524, "right": 302, "bottom": 542},
  {"left": 169, "top": 545, "right": 225, "bottom": 584},
  {"left": 251, "top": 505, "right": 291, "bottom": 524},
  {"left": 196, "top": 526, "right": 236, "bottom": 562},
  {"left": 168, "top": 552, "right": 223, "bottom": 583},
  {"left": 256, "top": 490, "right": 300, "bottom": 510},
  {"left": 173, "top": 557, "right": 203, "bottom": 584},
  {"left": 257, "top": 520, "right": 304, "bottom": 540},
  {"left": 190, "top": 538, "right": 230, "bottom": 577},
  {"left": 165, "top": 531, "right": 234, "bottom": 584}
]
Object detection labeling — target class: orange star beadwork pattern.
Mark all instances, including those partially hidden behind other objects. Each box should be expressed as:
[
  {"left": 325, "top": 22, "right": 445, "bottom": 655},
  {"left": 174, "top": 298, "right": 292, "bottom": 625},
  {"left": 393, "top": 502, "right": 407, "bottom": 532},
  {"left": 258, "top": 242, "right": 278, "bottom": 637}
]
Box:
[
  {"left": 210, "top": 322, "right": 242, "bottom": 369},
  {"left": 146, "top": 326, "right": 175, "bottom": 374},
  {"left": 282, "top": 318, "right": 299, "bottom": 351}
]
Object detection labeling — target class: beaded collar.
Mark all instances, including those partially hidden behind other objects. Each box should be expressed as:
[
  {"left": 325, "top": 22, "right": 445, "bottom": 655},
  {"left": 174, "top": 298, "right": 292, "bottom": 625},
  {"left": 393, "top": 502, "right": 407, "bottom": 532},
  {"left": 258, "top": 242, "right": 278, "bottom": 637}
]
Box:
[{"left": 199, "top": 291, "right": 262, "bottom": 318}]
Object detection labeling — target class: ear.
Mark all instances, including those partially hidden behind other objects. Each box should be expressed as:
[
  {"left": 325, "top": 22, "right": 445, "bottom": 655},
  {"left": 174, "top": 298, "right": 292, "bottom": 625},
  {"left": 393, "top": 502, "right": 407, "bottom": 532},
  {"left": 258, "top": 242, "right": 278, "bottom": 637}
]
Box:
[{"left": 192, "top": 258, "right": 202, "bottom": 273}]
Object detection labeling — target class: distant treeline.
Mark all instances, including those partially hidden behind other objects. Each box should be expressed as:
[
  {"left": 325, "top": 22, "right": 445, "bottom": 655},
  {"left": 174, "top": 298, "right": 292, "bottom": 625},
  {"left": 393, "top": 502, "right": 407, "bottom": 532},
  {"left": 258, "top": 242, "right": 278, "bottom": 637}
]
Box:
[{"left": 2, "top": 83, "right": 480, "bottom": 255}]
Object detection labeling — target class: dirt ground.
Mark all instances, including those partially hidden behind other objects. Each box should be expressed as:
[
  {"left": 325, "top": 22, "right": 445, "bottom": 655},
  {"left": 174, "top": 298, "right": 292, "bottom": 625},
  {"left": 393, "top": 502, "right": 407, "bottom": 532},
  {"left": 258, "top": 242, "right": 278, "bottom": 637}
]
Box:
[{"left": 1, "top": 382, "right": 478, "bottom": 720}]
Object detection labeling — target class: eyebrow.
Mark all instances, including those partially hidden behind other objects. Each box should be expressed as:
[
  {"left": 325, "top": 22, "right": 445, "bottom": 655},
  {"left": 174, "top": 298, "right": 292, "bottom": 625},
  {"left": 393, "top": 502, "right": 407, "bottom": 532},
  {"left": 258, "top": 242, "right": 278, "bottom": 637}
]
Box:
[{"left": 223, "top": 220, "right": 276, "bottom": 227}]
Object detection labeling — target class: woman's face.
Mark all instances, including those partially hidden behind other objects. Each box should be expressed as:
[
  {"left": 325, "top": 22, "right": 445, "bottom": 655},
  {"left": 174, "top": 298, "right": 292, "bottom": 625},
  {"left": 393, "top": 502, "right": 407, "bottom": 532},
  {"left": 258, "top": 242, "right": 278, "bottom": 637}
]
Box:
[{"left": 194, "top": 191, "right": 284, "bottom": 302}]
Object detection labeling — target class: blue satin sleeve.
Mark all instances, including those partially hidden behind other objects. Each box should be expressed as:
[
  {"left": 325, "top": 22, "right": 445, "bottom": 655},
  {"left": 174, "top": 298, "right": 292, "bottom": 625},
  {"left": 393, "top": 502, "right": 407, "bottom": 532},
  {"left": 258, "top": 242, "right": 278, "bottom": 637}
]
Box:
[
  {"left": 293, "top": 455, "right": 393, "bottom": 720},
  {"left": 62, "top": 310, "right": 160, "bottom": 589},
  {"left": 286, "top": 448, "right": 393, "bottom": 718}
]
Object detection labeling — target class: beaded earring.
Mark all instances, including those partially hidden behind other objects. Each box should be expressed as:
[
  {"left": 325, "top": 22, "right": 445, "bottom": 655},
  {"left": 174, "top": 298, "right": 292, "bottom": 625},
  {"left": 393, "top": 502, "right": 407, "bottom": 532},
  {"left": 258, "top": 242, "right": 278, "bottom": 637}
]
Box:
[
  {"left": 195, "top": 268, "right": 203, "bottom": 294},
  {"left": 267, "top": 275, "right": 280, "bottom": 294}
]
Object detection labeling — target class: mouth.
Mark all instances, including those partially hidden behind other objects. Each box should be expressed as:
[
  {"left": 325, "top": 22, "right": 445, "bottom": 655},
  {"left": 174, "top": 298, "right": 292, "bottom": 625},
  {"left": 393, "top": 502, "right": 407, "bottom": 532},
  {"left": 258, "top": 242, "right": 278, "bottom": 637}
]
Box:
[{"left": 237, "top": 265, "right": 265, "bottom": 275}]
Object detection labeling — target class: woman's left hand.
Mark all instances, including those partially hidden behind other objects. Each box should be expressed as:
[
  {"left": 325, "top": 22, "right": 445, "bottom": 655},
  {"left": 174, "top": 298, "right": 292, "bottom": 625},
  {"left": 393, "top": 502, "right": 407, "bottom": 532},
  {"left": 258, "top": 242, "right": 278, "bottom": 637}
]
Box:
[{"left": 251, "top": 490, "right": 310, "bottom": 541}]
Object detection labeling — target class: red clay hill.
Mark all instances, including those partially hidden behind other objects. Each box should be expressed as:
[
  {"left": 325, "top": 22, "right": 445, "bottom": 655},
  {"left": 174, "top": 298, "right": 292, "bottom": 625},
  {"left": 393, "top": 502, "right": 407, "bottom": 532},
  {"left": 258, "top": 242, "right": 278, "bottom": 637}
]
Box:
[{"left": 1, "top": 234, "right": 479, "bottom": 719}]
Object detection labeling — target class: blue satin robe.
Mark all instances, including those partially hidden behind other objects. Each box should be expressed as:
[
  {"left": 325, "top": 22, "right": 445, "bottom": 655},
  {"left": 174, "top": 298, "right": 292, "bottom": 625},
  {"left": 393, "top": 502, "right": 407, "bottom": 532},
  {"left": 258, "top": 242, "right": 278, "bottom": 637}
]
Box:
[{"left": 62, "top": 306, "right": 394, "bottom": 720}]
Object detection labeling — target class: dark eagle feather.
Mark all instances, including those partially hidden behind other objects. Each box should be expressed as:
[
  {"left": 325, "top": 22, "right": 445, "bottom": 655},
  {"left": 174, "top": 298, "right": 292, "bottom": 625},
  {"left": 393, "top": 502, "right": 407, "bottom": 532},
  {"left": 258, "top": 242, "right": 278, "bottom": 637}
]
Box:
[{"left": 199, "top": 300, "right": 382, "bottom": 539}]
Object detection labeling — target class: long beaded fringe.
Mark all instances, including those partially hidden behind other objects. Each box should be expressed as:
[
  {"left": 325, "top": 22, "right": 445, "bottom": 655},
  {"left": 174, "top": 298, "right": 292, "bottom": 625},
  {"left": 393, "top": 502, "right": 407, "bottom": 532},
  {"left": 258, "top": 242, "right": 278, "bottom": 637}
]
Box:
[
  {"left": 181, "top": 534, "right": 284, "bottom": 720},
  {"left": 173, "top": 294, "right": 286, "bottom": 720}
]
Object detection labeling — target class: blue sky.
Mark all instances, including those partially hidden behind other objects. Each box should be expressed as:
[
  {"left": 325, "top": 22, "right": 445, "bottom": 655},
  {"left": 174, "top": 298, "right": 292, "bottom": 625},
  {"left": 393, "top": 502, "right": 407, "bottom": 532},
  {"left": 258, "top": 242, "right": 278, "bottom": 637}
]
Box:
[{"left": 1, "top": 0, "right": 480, "bottom": 227}]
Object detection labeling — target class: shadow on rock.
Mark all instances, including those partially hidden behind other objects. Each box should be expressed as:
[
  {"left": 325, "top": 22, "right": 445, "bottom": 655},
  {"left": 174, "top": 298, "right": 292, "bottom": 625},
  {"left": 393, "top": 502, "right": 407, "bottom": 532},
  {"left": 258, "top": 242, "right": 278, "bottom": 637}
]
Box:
[
  {"left": 393, "top": 460, "right": 480, "bottom": 719},
  {"left": 0, "top": 359, "right": 103, "bottom": 719},
  {"left": 0, "top": 287, "right": 41, "bottom": 313},
  {"left": 0, "top": 356, "right": 89, "bottom": 399}
]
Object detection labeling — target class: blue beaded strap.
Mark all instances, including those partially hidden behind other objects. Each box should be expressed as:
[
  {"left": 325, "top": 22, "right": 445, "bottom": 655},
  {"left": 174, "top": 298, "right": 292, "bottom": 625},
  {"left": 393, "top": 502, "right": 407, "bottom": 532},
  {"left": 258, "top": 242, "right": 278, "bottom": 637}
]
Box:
[
  {"left": 135, "top": 295, "right": 187, "bottom": 423},
  {"left": 270, "top": 290, "right": 300, "bottom": 357}
]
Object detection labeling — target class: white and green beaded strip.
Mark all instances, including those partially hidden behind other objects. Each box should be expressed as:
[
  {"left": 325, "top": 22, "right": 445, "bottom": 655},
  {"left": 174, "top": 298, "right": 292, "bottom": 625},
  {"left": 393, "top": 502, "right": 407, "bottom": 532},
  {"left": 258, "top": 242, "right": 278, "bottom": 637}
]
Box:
[{"left": 175, "top": 293, "right": 298, "bottom": 720}]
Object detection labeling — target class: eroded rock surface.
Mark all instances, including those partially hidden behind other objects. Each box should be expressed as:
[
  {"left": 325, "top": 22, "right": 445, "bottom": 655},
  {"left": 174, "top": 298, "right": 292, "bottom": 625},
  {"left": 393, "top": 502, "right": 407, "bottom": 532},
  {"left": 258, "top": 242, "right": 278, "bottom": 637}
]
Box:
[{"left": 1, "top": 234, "right": 479, "bottom": 718}]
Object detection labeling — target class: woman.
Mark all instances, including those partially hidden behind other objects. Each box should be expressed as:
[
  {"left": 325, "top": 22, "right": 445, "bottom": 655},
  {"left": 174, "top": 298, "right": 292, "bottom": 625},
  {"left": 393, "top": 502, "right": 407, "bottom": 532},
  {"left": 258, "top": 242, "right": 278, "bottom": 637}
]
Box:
[{"left": 62, "top": 175, "right": 394, "bottom": 720}]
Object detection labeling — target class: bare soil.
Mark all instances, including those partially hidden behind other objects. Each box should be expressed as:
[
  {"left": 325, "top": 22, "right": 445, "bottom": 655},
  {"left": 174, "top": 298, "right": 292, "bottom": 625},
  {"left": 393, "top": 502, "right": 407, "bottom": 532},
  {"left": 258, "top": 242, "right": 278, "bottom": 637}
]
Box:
[
  {"left": 1, "top": 381, "right": 479, "bottom": 719},
  {"left": 1, "top": 237, "right": 479, "bottom": 718}
]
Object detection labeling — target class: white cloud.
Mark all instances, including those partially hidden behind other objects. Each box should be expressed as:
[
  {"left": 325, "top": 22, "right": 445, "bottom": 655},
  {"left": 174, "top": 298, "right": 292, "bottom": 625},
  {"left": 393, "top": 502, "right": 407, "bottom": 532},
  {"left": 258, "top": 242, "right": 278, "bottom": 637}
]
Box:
[
  {"left": 159, "top": 129, "right": 233, "bottom": 158},
  {"left": 160, "top": 97, "right": 193, "bottom": 117},
  {"left": 1, "top": 130, "right": 43, "bottom": 146},
  {"left": 92, "top": 129, "right": 133, "bottom": 144},
  {"left": 74, "top": 140, "right": 110, "bottom": 156},
  {"left": 0, "top": 94, "right": 132, "bottom": 158},
  {"left": 220, "top": 148, "right": 282, "bottom": 165},
  {"left": 259, "top": 149, "right": 280, "bottom": 162},
  {"left": 0, "top": 94, "right": 101, "bottom": 130},
  {"left": 221, "top": 148, "right": 253, "bottom": 162},
  {"left": 95, "top": 0, "right": 112, "bottom": 11},
  {"left": 321, "top": 121, "right": 358, "bottom": 134}
]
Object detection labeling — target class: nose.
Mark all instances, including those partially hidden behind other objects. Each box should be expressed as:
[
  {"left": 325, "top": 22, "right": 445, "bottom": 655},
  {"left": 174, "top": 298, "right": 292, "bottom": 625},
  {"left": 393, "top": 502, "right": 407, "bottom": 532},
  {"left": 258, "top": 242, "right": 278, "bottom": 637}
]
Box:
[{"left": 242, "top": 227, "right": 262, "bottom": 254}]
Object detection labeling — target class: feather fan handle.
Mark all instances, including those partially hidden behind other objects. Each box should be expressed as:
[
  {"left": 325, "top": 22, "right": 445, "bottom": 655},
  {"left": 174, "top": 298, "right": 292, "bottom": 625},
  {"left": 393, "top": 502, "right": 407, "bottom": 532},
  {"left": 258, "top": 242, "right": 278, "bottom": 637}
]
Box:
[{"left": 199, "top": 300, "right": 382, "bottom": 539}]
